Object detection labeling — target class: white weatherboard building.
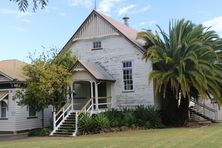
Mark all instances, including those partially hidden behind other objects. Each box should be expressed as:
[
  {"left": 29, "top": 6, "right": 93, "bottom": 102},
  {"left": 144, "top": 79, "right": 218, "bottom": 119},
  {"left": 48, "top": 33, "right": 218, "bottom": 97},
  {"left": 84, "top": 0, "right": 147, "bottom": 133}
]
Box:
[
  {"left": 50, "top": 10, "right": 222, "bottom": 136},
  {"left": 0, "top": 10, "right": 221, "bottom": 135},
  {"left": 0, "top": 60, "right": 52, "bottom": 134}
]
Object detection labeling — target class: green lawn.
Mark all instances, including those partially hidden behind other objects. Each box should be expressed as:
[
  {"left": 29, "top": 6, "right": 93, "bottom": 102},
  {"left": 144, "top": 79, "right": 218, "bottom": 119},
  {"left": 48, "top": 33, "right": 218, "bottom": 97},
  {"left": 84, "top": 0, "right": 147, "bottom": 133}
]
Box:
[{"left": 1, "top": 124, "right": 222, "bottom": 148}]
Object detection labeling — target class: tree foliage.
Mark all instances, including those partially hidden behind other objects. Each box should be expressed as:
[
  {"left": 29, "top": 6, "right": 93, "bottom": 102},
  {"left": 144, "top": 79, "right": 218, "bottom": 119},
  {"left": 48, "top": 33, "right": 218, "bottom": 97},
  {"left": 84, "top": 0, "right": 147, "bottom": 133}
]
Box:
[
  {"left": 9, "top": 0, "right": 48, "bottom": 12},
  {"left": 138, "top": 19, "right": 222, "bottom": 125},
  {"left": 15, "top": 49, "right": 76, "bottom": 112}
]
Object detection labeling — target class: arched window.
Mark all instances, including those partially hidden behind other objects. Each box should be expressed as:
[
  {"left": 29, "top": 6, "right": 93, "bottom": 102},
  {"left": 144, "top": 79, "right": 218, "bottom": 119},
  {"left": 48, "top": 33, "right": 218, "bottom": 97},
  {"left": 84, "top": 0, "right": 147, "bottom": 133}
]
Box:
[{"left": 0, "top": 101, "right": 7, "bottom": 118}]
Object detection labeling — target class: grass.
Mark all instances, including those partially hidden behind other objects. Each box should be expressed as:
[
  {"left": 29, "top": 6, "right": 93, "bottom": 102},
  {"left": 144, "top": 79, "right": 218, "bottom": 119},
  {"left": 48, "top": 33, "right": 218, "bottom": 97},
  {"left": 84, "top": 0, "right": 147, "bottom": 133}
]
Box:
[{"left": 1, "top": 123, "right": 222, "bottom": 148}]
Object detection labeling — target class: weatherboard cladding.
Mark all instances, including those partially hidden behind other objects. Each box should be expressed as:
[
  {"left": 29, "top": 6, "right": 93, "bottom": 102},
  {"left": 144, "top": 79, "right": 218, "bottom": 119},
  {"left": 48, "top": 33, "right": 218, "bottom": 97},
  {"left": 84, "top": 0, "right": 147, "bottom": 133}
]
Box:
[{"left": 61, "top": 10, "right": 145, "bottom": 54}]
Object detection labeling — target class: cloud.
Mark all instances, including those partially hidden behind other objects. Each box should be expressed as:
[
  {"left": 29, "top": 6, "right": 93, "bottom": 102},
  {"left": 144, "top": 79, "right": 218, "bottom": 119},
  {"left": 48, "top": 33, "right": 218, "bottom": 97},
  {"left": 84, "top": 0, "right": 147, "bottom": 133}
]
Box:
[
  {"left": 132, "top": 5, "right": 151, "bottom": 14},
  {"left": 67, "top": 0, "right": 94, "bottom": 8},
  {"left": 98, "top": 0, "right": 122, "bottom": 15},
  {"left": 0, "top": 8, "right": 33, "bottom": 18},
  {"left": 15, "top": 27, "right": 27, "bottom": 32},
  {"left": 118, "top": 4, "right": 135, "bottom": 16},
  {"left": 21, "top": 19, "right": 32, "bottom": 23},
  {"left": 59, "top": 12, "right": 66, "bottom": 16},
  {"left": 139, "top": 20, "right": 157, "bottom": 26},
  {"left": 203, "top": 16, "right": 222, "bottom": 36},
  {"left": 0, "top": 8, "right": 17, "bottom": 15}
]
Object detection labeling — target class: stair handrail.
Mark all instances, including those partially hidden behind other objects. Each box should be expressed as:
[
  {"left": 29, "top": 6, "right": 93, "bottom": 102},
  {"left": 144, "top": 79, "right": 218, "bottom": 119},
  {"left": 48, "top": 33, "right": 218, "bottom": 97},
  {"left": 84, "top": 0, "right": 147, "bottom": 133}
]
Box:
[
  {"left": 78, "top": 97, "right": 93, "bottom": 115},
  {"left": 73, "top": 97, "right": 93, "bottom": 136},
  {"left": 55, "top": 103, "right": 72, "bottom": 126},
  {"left": 50, "top": 100, "right": 73, "bottom": 136},
  {"left": 55, "top": 101, "right": 70, "bottom": 117},
  {"left": 192, "top": 100, "right": 217, "bottom": 112}
]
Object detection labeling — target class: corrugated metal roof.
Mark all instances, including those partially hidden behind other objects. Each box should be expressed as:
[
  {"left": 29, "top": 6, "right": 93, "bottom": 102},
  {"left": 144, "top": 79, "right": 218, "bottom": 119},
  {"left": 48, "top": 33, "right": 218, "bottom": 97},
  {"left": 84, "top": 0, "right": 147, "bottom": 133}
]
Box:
[
  {"left": 96, "top": 11, "right": 145, "bottom": 52},
  {"left": 73, "top": 60, "right": 115, "bottom": 82},
  {"left": 0, "top": 59, "right": 27, "bottom": 81}
]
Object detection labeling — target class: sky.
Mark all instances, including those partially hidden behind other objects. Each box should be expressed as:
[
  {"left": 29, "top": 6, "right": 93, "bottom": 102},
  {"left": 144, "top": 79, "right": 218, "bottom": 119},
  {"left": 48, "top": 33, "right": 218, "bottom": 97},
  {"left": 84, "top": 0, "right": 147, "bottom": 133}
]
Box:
[{"left": 1, "top": 0, "right": 222, "bottom": 62}]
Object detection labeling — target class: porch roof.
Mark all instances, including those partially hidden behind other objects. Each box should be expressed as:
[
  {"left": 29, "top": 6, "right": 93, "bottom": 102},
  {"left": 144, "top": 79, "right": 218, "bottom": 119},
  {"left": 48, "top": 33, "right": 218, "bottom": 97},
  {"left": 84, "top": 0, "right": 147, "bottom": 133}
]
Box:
[
  {"left": 72, "top": 60, "right": 115, "bottom": 82},
  {"left": 0, "top": 91, "right": 8, "bottom": 102}
]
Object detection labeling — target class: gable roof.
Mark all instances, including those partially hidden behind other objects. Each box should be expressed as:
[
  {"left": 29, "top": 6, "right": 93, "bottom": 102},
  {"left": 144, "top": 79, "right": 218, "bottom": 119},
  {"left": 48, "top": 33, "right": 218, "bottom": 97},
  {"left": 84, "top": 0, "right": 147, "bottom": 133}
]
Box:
[
  {"left": 96, "top": 11, "right": 145, "bottom": 52},
  {"left": 60, "top": 10, "right": 145, "bottom": 55},
  {"left": 72, "top": 60, "right": 115, "bottom": 82},
  {"left": 0, "top": 59, "right": 27, "bottom": 82}
]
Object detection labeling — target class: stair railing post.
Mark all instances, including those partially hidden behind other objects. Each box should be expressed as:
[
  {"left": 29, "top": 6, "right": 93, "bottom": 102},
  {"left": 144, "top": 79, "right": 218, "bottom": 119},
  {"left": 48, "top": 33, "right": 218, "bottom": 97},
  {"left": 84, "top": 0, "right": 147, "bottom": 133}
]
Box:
[
  {"left": 75, "top": 113, "right": 78, "bottom": 135},
  {"left": 63, "top": 107, "right": 65, "bottom": 119},
  {"left": 53, "top": 111, "right": 56, "bottom": 130},
  {"left": 71, "top": 83, "right": 74, "bottom": 111}
]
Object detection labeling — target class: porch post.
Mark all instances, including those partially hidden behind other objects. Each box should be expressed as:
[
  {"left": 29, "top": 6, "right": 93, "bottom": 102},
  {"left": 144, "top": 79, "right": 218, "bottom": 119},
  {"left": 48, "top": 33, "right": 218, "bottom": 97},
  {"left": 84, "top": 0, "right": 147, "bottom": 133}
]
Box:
[
  {"left": 71, "top": 82, "right": 74, "bottom": 110},
  {"left": 95, "top": 82, "right": 99, "bottom": 110},
  {"left": 90, "top": 81, "right": 94, "bottom": 99}
]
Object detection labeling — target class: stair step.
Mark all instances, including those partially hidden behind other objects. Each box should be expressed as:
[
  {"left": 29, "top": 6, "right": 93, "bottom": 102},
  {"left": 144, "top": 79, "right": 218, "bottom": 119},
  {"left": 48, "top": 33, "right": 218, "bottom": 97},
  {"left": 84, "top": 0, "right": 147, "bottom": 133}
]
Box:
[
  {"left": 65, "top": 119, "right": 75, "bottom": 122},
  {"left": 56, "top": 129, "right": 75, "bottom": 133},
  {"left": 67, "top": 116, "right": 76, "bottom": 120},
  {"left": 53, "top": 132, "right": 73, "bottom": 136}
]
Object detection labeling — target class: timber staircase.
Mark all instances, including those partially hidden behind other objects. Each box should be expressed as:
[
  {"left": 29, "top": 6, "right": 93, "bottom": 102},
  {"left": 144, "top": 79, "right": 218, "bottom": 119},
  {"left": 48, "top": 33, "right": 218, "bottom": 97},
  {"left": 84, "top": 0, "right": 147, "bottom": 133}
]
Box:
[
  {"left": 50, "top": 96, "right": 111, "bottom": 136},
  {"left": 50, "top": 97, "right": 94, "bottom": 136},
  {"left": 189, "top": 100, "right": 218, "bottom": 123},
  {"left": 53, "top": 112, "right": 76, "bottom": 136}
]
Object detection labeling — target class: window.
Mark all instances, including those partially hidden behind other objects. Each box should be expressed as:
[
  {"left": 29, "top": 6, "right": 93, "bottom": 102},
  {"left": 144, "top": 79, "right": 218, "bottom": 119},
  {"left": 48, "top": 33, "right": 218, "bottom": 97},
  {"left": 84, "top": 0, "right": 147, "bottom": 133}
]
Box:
[
  {"left": 0, "top": 101, "right": 7, "bottom": 118},
  {"left": 28, "top": 105, "right": 36, "bottom": 117},
  {"left": 93, "top": 41, "right": 102, "bottom": 49},
  {"left": 122, "top": 61, "right": 133, "bottom": 91}
]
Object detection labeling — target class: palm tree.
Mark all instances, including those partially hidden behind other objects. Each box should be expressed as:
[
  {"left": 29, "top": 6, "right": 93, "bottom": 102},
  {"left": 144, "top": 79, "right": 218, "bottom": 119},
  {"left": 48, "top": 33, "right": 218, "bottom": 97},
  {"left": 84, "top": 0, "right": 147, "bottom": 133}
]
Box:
[
  {"left": 138, "top": 19, "right": 222, "bottom": 126},
  {"left": 9, "top": 0, "right": 48, "bottom": 12}
]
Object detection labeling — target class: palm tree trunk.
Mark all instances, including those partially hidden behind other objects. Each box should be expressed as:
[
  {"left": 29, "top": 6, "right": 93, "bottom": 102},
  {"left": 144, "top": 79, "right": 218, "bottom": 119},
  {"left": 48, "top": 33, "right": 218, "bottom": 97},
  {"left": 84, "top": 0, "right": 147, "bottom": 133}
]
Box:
[
  {"left": 178, "top": 97, "right": 189, "bottom": 126},
  {"left": 161, "top": 86, "right": 179, "bottom": 126}
]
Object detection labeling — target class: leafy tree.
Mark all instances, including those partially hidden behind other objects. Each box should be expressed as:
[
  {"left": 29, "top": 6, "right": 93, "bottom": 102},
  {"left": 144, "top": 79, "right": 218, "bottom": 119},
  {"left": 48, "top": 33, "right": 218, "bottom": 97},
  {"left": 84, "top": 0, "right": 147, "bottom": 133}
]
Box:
[
  {"left": 9, "top": 0, "right": 48, "bottom": 12},
  {"left": 15, "top": 49, "right": 76, "bottom": 127},
  {"left": 138, "top": 19, "right": 222, "bottom": 126}
]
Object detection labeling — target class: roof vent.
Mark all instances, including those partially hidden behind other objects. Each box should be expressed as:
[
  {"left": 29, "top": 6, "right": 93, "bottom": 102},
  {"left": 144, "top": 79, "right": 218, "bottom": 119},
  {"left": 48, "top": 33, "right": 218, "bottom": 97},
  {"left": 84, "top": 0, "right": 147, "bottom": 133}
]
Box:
[{"left": 123, "top": 16, "right": 129, "bottom": 26}]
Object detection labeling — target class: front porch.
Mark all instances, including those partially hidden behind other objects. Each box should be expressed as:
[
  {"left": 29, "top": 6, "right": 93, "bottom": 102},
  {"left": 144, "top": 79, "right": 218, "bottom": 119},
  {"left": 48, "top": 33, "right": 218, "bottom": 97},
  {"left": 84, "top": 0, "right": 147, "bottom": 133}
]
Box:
[
  {"left": 50, "top": 60, "right": 115, "bottom": 136},
  {"left": 72, "top": 81, "right": 112, "bottom": 113}
]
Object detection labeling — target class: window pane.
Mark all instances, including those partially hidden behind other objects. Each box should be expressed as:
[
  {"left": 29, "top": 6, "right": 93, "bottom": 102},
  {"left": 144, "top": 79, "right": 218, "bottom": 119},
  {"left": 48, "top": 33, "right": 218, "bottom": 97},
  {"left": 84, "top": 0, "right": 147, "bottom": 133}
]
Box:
[
  {"left": 1, "top": 102, "right": 7, "bottom": 118},
  {"left": 122, "top": 61, "right": 133, "bottom": 90},
  {"left": 1, "top": 108, "right": 6, "bottom": 117},
  {"left": 29, "top": 105, "right": 36, "bottom": 117},
  {"left": 93, "top": 41, "right": 102, "bottom": 49}
]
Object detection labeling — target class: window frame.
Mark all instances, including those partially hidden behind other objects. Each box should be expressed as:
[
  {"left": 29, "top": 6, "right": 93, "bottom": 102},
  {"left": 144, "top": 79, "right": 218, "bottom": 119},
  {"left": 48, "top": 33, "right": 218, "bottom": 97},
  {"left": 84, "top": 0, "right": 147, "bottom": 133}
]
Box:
[
  {"left": 92, "top": 41, "right": 102, "bottom": 50},
  {"left": 28, "top": 105, "right": 37, "bottom": 118},
  {"left": 0, "top": 101, "right": 7, "bottom": 118},
  {"left": 122, "top": 61, "right": 134, "bottom": 92}
]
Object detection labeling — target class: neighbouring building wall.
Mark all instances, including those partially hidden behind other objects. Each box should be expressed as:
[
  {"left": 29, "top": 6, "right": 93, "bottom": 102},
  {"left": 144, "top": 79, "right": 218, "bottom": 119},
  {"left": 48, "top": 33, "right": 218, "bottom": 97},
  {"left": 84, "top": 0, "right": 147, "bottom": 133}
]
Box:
[
  {"left": 15, "top": 105, "right": 52, "bottom": 131},
  {"left": 70, "top": 35, "right": 154, "bottom": 108},
  {"left": 11, "top": 89, "right": 53, "bottom": 131},
  {"left": 0, "top": 89, "right": 16, "bottom": 132}
]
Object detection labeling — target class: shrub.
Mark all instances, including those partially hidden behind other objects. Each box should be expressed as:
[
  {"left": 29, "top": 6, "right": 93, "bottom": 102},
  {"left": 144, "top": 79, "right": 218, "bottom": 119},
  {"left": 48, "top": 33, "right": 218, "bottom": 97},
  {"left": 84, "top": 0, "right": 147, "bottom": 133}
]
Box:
[
  {"left": 121, "top": 111, "right": 135, "bottom": 127},
  {"left": 28, "top": 127, "right": 52, "bottom": 136},
  {"left": 77, "top": 105, "right": 164, "bottom": 135},
  {"left": 104, "top": 109, "right": 122, "bottom": 127},
  {"left": 94, "top": 113, "right": 110, "bottom": 132},
  {"left": 78, "top": 113, "right": 94, "bottom": 134},
  {"left": 134, "top": 105, "right": 163, "bottom": 128}
]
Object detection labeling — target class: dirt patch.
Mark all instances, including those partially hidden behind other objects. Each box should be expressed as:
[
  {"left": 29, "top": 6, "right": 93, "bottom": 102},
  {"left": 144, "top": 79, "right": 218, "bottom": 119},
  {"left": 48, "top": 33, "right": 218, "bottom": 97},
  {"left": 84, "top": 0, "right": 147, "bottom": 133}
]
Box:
[{"left": 186, "top": 121, "right": 213, "bottom": 128}]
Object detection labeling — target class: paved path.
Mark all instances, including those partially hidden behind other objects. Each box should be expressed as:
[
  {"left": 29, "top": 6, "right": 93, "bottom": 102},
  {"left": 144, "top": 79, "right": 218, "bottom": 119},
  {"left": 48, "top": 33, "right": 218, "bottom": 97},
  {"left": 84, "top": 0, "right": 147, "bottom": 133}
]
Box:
[{"left": 0, "top": 133, "right": 28, "bottom": 141}]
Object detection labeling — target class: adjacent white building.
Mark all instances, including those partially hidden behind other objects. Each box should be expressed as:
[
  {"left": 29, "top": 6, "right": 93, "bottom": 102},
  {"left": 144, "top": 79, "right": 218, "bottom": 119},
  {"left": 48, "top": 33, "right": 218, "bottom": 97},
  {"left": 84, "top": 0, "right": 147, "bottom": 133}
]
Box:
[{"left": 0, "top": 60, "right": 52, "bottom": 134}]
